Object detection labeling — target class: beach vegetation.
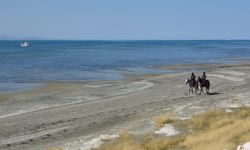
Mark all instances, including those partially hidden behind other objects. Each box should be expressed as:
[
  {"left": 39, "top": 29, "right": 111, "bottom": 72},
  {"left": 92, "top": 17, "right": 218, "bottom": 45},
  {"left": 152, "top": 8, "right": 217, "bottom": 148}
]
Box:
[
  {"left": 155, "top": 114, "right": 175, "bottom": 128},
  {"left": 96, "top": 108, "right": 250, "bottom": 150},
  {"left": 47, "top": 147, "right": 63, "bottom": 150}
]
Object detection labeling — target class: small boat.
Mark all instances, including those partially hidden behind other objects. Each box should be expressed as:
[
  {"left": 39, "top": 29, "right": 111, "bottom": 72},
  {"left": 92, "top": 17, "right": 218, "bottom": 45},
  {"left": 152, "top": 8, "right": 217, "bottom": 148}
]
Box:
[{"left": 20, "top": 42, "right": 30, "bottom": 47}]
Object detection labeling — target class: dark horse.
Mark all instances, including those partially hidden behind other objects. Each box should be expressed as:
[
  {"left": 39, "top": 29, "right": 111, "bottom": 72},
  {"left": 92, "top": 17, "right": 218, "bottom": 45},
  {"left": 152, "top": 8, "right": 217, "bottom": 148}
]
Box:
[
  {"left": 197, "top": 76, "right": 210, "bottom": 94},
  {"left": 185, "top": 78, "right": 199, "bottom": 94}
]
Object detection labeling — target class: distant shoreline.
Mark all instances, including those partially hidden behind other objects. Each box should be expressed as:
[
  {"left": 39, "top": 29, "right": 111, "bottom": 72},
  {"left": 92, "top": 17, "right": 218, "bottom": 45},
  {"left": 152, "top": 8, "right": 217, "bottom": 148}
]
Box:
[{"left": 1, "top": 58, "right": 250, "bottom": 94}]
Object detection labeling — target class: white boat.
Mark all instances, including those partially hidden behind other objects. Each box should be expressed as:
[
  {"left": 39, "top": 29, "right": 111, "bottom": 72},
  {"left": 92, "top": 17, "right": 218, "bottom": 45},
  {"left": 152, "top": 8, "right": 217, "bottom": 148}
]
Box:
[{"left": 20, "top": 42, "right": 30, "bottom": 47}]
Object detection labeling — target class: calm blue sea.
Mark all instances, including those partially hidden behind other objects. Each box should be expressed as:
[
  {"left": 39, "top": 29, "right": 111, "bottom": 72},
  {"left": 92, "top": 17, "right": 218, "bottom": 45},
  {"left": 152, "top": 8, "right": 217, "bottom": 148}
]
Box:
[{"left": 1, "top": 40, "right": 250, "bottom": 92}]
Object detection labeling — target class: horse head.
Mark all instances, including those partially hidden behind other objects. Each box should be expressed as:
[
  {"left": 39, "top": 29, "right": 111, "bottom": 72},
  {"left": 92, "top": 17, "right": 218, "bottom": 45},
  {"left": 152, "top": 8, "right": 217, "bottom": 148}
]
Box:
[{"left": 185, "top": 78, "right": 189, "bottom": 84}]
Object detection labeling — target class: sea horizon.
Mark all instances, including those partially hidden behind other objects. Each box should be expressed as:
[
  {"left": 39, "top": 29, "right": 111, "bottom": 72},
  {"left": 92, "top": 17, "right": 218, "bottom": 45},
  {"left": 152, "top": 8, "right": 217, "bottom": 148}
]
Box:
[{"left": 1, "top": 39, "right": 250, "bottom": 41}]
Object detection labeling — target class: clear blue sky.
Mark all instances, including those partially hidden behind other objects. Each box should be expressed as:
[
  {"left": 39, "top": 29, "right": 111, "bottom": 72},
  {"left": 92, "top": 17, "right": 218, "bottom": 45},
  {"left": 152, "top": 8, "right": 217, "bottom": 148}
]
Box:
[{"left": 0, "top": 0, "right": 250, "bottom": 40}]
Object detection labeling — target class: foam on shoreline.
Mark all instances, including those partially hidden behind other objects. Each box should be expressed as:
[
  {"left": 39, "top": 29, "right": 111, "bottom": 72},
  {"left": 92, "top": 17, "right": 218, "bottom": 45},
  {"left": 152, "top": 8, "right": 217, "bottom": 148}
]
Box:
[{"left": 63, "top": 133, "right": 119, "bottom": 150}]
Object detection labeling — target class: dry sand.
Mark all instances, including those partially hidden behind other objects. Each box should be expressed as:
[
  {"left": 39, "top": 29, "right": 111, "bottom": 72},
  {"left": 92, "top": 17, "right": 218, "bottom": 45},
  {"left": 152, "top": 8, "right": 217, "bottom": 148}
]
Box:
[{"left": 1, "top": 63, "right": 250, "bottom": 150}]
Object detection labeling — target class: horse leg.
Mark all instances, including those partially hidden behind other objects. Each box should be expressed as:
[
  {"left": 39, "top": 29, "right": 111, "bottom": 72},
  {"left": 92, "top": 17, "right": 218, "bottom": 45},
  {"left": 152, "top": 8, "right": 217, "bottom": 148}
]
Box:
[
  {"left": 195, "top": 86, "right": 198, "bottom": 95},
  {"left": 201, "top": 86, "right": 204, "bottom": 94},
  {"left": 195, "top": 84, "right": 198, "bottom": 94},
  {"left": 206, "top": 87, "right": 209, "bottom": 94},
  {"left": 206, "top": 81, "right": 210, "bottom": 94}
]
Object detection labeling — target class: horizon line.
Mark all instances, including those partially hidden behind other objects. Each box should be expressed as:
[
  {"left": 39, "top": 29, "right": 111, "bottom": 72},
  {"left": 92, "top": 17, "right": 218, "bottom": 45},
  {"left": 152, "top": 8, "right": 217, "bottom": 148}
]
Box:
[{"left": 1, "top": 39, "right": 250, "bottom": 41}]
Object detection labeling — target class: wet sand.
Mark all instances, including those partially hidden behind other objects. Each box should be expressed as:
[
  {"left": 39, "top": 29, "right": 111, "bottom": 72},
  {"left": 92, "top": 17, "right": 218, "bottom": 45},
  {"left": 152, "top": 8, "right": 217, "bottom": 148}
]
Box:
[{"left": 1, "top": 63, "right": 250, "bottom": 150}]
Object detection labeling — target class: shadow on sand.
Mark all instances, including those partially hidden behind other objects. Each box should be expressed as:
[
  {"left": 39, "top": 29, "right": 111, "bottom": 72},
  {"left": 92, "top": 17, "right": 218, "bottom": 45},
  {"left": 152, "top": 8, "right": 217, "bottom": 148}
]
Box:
[{"left": 207, "top": 92, "right": 220, "bottom": 95}]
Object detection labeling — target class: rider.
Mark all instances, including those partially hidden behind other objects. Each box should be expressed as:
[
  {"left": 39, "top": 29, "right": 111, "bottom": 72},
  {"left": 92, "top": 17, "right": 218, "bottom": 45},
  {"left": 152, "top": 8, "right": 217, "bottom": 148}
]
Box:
[
  {"left": 190, "top": 72, "right": 196, "bottom": 86},
  {"left": 202, "top": 72, "right": 206, "bottom": 81}
]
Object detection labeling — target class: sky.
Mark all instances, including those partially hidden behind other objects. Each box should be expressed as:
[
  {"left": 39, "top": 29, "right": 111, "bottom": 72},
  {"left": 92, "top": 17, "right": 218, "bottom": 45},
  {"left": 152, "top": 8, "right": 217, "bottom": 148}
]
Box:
[{"left": 0, "top": 0, "right": 250, "bottom": 40}]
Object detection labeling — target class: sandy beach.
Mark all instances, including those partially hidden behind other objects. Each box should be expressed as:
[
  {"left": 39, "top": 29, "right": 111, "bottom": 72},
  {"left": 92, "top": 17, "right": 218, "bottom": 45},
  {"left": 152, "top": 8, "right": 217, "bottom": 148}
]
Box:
[{"left": 1, "top": 62, "right": 250, "bottom": 150}]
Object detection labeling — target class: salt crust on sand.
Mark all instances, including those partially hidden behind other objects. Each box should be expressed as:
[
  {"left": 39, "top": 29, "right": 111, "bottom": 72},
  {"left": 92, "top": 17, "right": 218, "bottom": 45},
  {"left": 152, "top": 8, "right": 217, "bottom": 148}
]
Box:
[
  {"left": 154, "top": 124, "right": 179, "bottom": 136},
  {"left": 64, "top": 133, "right": 119, "bottom": 150},
  {"left": 237, "top": 141, "right": 250, "bottom": 150},
  {"left": 64, "top": 124, "right": 179, "bottom": 150}
]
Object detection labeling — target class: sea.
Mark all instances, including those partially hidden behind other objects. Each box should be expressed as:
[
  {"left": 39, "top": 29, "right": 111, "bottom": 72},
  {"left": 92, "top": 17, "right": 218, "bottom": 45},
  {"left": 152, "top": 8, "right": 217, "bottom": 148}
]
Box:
[{"left": 1, "top": 40, "right": 250, "bottom": 93}]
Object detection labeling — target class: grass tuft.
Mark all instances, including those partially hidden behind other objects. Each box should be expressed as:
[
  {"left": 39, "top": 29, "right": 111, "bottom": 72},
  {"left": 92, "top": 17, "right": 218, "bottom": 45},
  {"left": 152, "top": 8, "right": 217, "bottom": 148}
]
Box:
[
  {"left": 155, "top": 115, "right": 175, "bottom": 128},
  {"left": 98, "top": 130, "right": 144, "bottom": 150},
  {"left": 47, "top": 147, "right": 63, "bottom": 150}
]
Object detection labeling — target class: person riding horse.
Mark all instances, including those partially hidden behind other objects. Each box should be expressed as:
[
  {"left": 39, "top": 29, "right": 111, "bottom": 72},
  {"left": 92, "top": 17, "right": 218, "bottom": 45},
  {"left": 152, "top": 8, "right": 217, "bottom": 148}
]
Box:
[
  {"left": 202, "top": 72, "right": 206, "bottom": 81},
  {"left": 186, "top": 73, "right": 198, "bottom": 94},
  {"left": 190, "top": 72, "right": 196, "bottom": 86},
  {"left": 186, "top": 72, "right": 210, "bottom": 94},
  {"left": 198, "top": 72, "right": 210, "bottom": 94}
]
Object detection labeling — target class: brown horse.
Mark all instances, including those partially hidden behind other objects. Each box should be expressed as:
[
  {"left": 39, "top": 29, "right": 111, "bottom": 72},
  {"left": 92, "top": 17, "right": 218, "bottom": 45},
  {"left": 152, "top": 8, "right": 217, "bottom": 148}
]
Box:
[
  {"left": 185, "top": 78, "right": 199, "bottom": 94},
  {"left": 198, "top": 76, "right": 210, "bottom": 94}
]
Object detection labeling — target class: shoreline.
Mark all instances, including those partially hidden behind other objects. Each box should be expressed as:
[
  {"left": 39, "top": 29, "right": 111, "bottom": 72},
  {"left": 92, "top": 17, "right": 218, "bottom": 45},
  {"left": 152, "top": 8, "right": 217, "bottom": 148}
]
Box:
[
  {"left": 1, "top": 62, "right": 250, "bottom": 149},
  {"left": 2, "top": 57, "right": 250, "bottom": 95}
]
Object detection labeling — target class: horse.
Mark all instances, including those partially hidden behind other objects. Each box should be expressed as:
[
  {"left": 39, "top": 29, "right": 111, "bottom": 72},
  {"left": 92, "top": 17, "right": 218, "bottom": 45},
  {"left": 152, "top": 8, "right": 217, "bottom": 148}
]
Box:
[
  {"left": 185, "top": 78, "right": 199, "bottom": 94},
  {"left": 197, "top": 76, "right": 210, "bottom": 94}
]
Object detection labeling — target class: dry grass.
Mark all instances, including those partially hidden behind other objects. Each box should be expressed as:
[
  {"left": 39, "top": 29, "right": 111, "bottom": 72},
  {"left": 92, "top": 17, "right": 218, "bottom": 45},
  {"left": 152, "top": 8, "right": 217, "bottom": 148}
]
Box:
[
  {"left": 96, "top": 130, "right": 144, "bottom": 150},
  {"left": 47, "top": 147, "right": 63, "bottom": 150},
  {"left": 188, "top": 109, "right": 225, "bottom": 130},
  {"left": 155, "top": 115, "right": 175, "bottom": 128},
  {"left": 97, "top": 130, "right": 184, "bottom": 150},
  {"left": 183, "top": 108, "right": 250, "bottom": 150},
  {"left": 96, "top": 108, "right": 250, "bottom": 150}
]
